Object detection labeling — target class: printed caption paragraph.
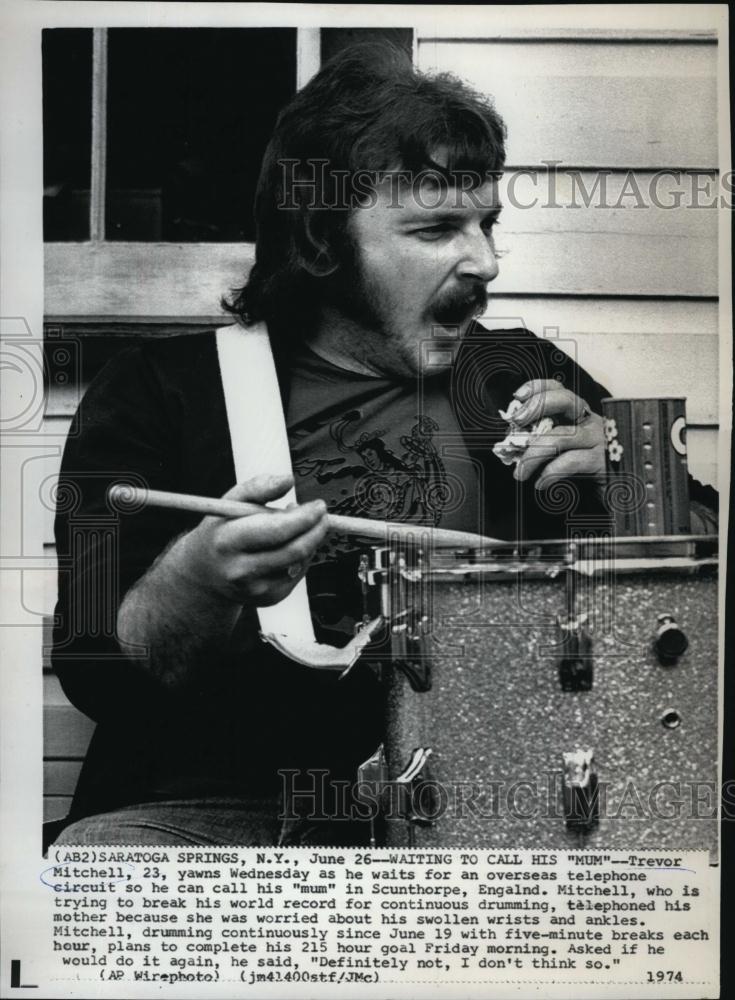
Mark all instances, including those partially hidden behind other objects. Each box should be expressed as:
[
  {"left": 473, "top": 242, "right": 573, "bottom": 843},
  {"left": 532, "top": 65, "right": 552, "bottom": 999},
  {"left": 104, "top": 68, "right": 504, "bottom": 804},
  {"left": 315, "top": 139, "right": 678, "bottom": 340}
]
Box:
[{"left": 33, "top": 848, "right": 718, "bottom": 997}]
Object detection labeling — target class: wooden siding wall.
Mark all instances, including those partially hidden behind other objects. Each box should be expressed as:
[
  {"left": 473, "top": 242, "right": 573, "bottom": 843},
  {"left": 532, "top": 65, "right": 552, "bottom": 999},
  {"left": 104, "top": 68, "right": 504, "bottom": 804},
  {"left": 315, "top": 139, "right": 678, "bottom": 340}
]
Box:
[
  {"left": 416, "top": 30, "right": 720, "bottom": 492},
  {"left": 42, "top": 26, "right": 721, "bottom": 821}
]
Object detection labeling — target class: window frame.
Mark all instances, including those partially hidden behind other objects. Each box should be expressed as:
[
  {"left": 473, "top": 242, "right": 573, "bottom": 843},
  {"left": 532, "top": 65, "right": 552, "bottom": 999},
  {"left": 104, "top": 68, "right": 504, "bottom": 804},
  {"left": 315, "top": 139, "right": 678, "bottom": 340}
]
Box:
[{"left": 44, "top": 26, "right": 322, "bottom": 326}]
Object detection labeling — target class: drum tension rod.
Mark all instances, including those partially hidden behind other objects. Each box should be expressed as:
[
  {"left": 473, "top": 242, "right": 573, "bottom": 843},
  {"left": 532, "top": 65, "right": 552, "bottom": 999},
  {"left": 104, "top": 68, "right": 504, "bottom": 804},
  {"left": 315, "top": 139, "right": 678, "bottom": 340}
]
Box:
[{"left": 562, "top": 749, "right": 599, "bottom": 833}]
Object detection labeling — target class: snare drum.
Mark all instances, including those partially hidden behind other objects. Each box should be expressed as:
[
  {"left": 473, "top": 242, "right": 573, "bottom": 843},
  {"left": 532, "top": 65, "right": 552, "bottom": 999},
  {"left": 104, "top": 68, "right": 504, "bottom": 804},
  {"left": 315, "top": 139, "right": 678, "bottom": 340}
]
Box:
[{"left": 362, "top": 535, "right": 718, "bottom": 851}]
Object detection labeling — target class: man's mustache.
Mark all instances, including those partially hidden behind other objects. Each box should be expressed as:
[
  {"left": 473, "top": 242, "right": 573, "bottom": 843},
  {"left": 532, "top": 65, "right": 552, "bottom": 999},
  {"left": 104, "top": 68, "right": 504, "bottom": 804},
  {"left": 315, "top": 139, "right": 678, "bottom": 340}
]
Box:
[{"left": 431, "top": 283, "right": 488, "bottom": 325}]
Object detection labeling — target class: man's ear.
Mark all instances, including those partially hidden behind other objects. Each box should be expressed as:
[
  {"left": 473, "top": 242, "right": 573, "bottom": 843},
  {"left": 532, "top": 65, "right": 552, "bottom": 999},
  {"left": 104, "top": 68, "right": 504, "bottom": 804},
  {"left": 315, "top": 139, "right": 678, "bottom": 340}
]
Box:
[{"left": 294, "top": 209, "right": 340, "bottom": 277}]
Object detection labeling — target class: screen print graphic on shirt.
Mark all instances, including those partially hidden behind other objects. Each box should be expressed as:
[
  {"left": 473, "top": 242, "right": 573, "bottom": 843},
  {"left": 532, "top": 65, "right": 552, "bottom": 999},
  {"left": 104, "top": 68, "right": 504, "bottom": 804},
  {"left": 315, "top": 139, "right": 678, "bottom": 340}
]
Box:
[{"left": 297, "top": 408, "right": 451, "bottom": 522}]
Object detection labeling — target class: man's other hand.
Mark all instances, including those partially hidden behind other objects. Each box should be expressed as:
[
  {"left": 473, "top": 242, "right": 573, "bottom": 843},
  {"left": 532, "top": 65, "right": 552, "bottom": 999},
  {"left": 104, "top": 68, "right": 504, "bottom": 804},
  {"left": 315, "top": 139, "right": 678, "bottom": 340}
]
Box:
[
  {"left": 176, "top": 474, "right": 329, "bottom": 607},
  {"left": 511, "top": 379, "right": 606, "bottom": 491}
]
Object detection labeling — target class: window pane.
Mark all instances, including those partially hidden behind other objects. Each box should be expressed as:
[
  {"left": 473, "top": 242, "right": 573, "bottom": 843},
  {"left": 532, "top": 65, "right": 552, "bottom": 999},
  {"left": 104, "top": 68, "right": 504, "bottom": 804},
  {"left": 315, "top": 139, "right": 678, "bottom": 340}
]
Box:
[
  {"left": 105, "top": 28, "right": 296, "bottom": 242},
  {"left": 43, "top": 29, "right": 92, "bottom": 241}
]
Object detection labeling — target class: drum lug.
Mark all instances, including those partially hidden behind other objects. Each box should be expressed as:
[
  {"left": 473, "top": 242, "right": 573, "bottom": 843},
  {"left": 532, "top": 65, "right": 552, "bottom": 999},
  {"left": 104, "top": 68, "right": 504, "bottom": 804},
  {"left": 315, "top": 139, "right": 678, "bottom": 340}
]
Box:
[
  {"left": 393, "top": 655, "right": 432, "bottom": 693},
  {"left": 356, "top": 745, "right": 435, "bottom": 846},
  {"left": 362, "top": 546, "right": 391, "bottom": 586},
  {"left": 357, "top": 743, "right": 388, "bottom": 786},
  {"left": 394, "top": 747, "right": 436, "bottom": 841},
  {"left": 356, "top": 744, "right": 389, "bottom": 847},
  {"left": 557, "top": 613, "right": 594, "bottom": 691},
  {"left": 372, "top": 544, "right": 433, "bottom": 692},
  {"left": 562, "top": 749, "right": 599, "bottom": 832}
]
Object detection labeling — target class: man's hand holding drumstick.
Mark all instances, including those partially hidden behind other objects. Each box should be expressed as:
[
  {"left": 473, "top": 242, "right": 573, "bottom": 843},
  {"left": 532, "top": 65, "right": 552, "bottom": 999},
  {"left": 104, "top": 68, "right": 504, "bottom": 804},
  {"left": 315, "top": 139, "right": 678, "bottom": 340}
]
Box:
[
  {"left": 175, "top": 474, "right": 328, "bottom": 608},
  {"left": 117, "top": 474, "right": 328, "bottom": 687}
]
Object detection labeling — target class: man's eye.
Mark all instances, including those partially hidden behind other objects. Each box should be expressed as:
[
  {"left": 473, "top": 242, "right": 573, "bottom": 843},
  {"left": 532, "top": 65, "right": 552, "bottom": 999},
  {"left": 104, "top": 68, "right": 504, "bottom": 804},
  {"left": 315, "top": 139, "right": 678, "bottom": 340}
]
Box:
[
  {"left": 481, "top": 217, "right": 500, "bottom": 234},
  {"left": 415, "top": 223, "right": 454, "bottom": 240}
]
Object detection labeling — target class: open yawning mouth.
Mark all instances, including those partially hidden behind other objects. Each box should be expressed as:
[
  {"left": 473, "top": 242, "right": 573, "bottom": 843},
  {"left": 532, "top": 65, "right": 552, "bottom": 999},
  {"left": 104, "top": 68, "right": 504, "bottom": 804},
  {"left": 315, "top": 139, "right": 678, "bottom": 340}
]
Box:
[{"left": 431, "top": 285, "right": 488, "bottom": 326}]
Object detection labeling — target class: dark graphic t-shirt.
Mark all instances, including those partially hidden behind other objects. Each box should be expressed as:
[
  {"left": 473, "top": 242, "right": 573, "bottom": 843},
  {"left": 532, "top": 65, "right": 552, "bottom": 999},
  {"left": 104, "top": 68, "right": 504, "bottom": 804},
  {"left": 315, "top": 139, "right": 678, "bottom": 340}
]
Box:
[
  {"left": 52, "top": 329, "right": 718, "bottom": 824},
  {"left": 286, "top": 347, "right": 486, "bottom": 643},
  {"left": 287, "top": 346, "right": 484, "bottom": 546}
]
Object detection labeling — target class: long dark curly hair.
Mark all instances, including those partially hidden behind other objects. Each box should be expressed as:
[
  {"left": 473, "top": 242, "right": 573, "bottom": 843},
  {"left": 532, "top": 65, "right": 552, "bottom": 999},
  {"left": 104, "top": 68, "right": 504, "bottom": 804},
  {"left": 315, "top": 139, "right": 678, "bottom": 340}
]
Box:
[{"left": 222, "top": 41, "right": 506, "bottom": 353}]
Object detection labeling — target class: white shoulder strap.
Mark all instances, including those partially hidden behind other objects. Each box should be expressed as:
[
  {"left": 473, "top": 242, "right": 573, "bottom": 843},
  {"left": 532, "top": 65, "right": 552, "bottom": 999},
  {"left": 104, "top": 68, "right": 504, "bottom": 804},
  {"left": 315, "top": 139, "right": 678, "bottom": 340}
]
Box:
[{"left": 215, "top": 324, "right": 380, "bottom": 671}]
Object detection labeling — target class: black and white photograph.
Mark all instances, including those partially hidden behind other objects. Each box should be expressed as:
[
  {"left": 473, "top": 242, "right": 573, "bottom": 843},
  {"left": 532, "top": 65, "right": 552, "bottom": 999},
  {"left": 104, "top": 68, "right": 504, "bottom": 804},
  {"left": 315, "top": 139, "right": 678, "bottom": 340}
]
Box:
[{"left": 0, "top": 3, "right": 730, "bottom": 997}]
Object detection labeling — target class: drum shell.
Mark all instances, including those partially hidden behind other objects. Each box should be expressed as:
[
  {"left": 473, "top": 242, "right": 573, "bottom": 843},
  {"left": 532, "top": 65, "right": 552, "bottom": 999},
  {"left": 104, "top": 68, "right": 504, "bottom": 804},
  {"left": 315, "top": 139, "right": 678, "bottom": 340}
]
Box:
[{"left": 382, "top": 555, "right": 717, "bottom": 851}]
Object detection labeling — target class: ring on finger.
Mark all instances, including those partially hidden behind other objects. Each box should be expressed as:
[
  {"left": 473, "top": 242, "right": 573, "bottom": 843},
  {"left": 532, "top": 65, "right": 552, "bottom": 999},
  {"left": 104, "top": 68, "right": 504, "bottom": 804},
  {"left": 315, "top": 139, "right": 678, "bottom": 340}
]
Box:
[
  {"left": 574, "top": 401, "right": 592, "bottom": 425},
  {"left": 287, "top": 562, "right": 303, "bottom": 579}
]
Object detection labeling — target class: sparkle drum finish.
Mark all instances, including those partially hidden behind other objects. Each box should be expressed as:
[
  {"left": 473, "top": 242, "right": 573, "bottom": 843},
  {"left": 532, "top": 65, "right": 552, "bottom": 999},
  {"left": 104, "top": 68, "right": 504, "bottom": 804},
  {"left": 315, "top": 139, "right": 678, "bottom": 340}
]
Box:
[
  {"left": 374, "top": 537, "right": 718, "bottom": 851},
  {"left": 601, "top": 398, "right": 691, "bottom": 537}
]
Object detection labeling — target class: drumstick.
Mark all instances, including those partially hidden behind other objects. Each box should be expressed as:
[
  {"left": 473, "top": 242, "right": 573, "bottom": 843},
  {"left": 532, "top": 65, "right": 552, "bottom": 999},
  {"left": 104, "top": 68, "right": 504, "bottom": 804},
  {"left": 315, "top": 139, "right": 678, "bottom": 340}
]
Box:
[{"left": 107, "top": 485, "right": 501, "bottom": 550}]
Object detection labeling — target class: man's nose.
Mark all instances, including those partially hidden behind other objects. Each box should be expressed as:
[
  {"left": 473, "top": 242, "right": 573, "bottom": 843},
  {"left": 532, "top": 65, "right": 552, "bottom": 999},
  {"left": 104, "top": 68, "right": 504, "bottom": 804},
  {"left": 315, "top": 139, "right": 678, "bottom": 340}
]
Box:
[{"left": 457, "top": 228, "right": 500, "bottom": 284}]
